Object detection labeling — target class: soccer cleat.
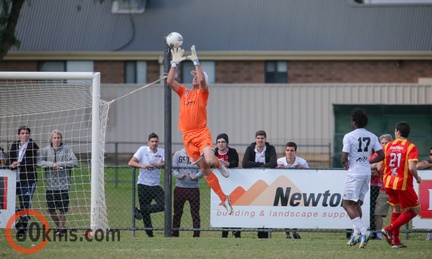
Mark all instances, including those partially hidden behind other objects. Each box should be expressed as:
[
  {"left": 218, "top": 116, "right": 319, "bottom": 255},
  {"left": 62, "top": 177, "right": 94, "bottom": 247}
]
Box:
[
  {"left": 223, "top": 195, "right": 233, "bottom": 215},
  {"left": 381, "top": 228, "right": 393, "bottom": 246},
  {"left": 134, "top": 207, "right": 143, "bottom": 220},
  {"left": 286, "top": 232, "right": 292, "bottom": 239},
  {"left": 347, "top": 234, "right": 361, "bottom": 246},
  {"left": 358, "top": 231, "right": 372, "bottom": 248},
  {"left": 391, "top": 243, "right": 407, "bottom": 249},
  {"left": 217, "top": 161, "right": 230, "bottom": 178},
  {"left": 293, "top": 232, "right": 301, "bottom": 239}
]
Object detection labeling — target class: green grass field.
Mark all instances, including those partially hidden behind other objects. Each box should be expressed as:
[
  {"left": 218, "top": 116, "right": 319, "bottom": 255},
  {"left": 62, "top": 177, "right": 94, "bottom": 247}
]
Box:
[
  {"left": 1, "top": 230, "right": 431, "bottom": 258},
  {"left": 1, "top": 166, "right": 431, "bottom": 258}
]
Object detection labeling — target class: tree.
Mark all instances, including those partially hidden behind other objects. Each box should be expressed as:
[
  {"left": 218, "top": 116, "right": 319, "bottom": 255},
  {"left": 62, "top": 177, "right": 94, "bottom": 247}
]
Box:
[
  {"left": 0, "top": 0, "right": 25, "bottom": 60},
  {"left": 0, "top": 0, "right": 106, "bottom": 61}
]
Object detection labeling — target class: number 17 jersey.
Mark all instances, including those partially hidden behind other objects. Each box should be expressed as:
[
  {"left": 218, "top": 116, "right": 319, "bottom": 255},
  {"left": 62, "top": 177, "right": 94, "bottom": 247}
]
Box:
[{"left": 342, "top": 128, "right": 381, "bottom": 175}]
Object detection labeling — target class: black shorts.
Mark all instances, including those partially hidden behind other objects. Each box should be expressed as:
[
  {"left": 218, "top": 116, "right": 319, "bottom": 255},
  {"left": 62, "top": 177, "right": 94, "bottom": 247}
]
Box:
[{"left": 46, "top": 190, "right": 69, "bottom": 213}]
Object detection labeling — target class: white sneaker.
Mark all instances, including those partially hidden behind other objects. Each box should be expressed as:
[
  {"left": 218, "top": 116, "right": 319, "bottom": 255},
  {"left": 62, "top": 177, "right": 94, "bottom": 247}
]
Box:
[
  {"left": 223, "top": 195, "right": 233, "bottom": 215},
  {"left": 217, "top": 161, "right": 229, "bottom": 178},
  {"left": 346, "top": 234, "right": 361, "bottom": 246},
  {"left": 358, "top": 231, "right": 371, "bottom": 248}
]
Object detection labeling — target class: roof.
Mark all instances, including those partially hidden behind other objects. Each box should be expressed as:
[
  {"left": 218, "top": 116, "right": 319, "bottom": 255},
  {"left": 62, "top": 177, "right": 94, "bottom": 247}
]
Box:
[{"left": 9, "top": 0, "right": 432, "bottom": 58}]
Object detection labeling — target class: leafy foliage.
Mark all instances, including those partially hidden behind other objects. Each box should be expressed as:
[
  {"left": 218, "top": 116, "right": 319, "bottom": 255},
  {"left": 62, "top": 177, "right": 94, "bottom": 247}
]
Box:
[{"left": 0, "top": 0, "right": 25, "bottom": 60}]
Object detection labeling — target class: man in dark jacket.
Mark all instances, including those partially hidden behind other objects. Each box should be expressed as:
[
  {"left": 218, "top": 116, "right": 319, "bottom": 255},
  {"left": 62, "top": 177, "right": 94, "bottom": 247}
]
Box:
[
  {"left": 214, "top": 133, "right": 240, "bottom": 238},
  {"left": 242, "top": 130, "right": 277, "bottom": 169},
  {"left": 242, "top": 130, "right": 277, "bottom": 238},
  {"left": 9, "top": 126, "right": 39, "bottom": 238}
]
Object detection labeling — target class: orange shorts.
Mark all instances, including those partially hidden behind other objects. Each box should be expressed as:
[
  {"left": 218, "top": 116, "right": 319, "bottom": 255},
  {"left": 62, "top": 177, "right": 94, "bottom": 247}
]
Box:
[
  {"left": 182, "top": 127, "right": 214, "bottom": 163},
  {"left": 385, "top": 187, "right": 420, "bottom": 210}
]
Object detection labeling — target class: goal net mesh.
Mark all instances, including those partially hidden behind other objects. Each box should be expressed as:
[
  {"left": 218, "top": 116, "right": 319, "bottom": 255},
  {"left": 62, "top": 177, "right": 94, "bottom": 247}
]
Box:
[{"left": 0, "top": 73, "right": 109, "bottom": 232}]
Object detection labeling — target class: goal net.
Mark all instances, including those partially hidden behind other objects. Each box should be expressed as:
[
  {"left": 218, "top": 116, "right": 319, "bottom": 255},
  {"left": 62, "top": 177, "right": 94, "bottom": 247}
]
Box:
[{"left": 0, "top": 72, "right": 109, "bottom": 233}]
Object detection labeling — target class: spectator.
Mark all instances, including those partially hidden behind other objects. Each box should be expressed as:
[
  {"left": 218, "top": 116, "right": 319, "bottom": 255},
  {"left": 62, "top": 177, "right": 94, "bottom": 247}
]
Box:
[
  {"left": 277, "top": 142, "right": 309, "bottom": 169},
  {"left": 172, "top": 147, "right": 204, "bottom": 238},
  {"left": 416, "top": 146, "right": 432, "bottom": 241},
  {"left": 38, "top": 130, "right": 78, "bottom": 237},
  {"left": 341, "top": 108, "right": 384, "bottom": 248},
  {"left": 370, "top": 134, "right": 392, "bottom": 240},
  {"left": 242, "top": 130, "right": 277, "bottom": 239},
  {"left": 167, "top": 46, "right": 233, "bottom": 215},
  {"left": 0, "top": 146, "right": 5, "bottom": 167},
  {"left": 128, "top": 132, "right": 165, "bottom": 238},
  {"left": 382, "top": 121, "right": 422, "bottom": 248},
  {"left": 214, "top": 133, "right": 241, "bottom": 238},
  {"left": 277, "top": 141, "right": 308, "bottom": 239},
  {"left": 416, "top": 146, "right": 432, "bottom": 170},
  {"left": 9, "top": 126, "right": 40, "bottom": 238}
]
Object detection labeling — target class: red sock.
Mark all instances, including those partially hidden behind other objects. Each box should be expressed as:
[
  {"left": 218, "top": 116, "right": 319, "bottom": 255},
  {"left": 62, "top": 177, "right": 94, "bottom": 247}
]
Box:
[
  {"left": 393, "top": 228, "right": 400, "bottom": 244},
  {"left": 387, "top": 212, "right": 400, "bottom": 231},
  {"left": 214, "top": 158, "right": 221, "bottom": 168},
  {"left": 205, "top": 171, "right": 225, "bottom": 202},
  {"left": 391, "top": 210, "right": 417, "bottom": 230},
  {"left": 388, "top": 210, "right": 417, "bottom": 244}
]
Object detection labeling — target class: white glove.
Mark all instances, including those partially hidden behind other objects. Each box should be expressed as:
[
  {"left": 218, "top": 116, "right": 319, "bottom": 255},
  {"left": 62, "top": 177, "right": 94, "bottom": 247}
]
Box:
[
  {"left": 170, "top": 48, "right": 186, "bottom": 68},
  {"left": 187, "top": 45, "right": 200, "bottom": 65}
]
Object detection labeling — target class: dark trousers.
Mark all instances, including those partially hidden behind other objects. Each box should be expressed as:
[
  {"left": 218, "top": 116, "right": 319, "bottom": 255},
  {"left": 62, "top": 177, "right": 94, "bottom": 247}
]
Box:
[
  {"left": 222, "top": 228, "right": 241, "bottom": 238},
  {"left": 258, "top": 229, "right": 269, "bottom": 239},
  {"left": 370, "top": 185, "right": 380, "bottom": 232},
  {"left": 137, "top": 184, "right": 164, "bottom": 236},
  {"left": 172, "top": 187, "right": 200, "bottom": 237},
  {"left": 16, "top": 181, "right": 37, "bottom": 228}
]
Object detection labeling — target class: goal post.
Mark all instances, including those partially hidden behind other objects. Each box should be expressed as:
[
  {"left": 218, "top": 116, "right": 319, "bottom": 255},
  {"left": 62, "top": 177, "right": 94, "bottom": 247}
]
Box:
[{"left": 0, "top": 72, "right": 108, "bottom": 232}]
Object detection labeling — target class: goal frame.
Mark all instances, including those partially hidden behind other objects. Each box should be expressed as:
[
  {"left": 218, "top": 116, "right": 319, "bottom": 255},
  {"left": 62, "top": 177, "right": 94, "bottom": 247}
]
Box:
[{"left": 0, "top": 71, "right": 104, "bottom": 231}]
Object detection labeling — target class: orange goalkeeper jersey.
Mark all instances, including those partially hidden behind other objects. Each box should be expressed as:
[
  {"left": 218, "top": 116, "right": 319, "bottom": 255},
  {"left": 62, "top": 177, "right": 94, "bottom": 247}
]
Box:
[
  {"left": 383, "top": 139, "right": 418, "bottom": 191},
  {"left": 176, "top": 85, "right": 209, "bottom": 132}
]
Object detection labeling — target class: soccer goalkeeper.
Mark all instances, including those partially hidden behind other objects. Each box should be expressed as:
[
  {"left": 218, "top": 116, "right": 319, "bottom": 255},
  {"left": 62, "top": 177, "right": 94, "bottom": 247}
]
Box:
[{"left": 167, "top": 45, "right": 233, "bottom": 215}]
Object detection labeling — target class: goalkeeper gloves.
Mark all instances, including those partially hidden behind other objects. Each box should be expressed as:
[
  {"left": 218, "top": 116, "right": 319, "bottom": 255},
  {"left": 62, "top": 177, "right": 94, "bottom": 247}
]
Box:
[
  {"left": 170, "top": 48, "right": 186, "bottom": 68},
  {"left": 187, "top": 45, "right": 200, "bottom": 66}
]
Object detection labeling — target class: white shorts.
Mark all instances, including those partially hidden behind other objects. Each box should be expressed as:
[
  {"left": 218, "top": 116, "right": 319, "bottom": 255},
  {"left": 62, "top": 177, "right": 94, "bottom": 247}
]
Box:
[{"left": 343, "top": 173, "right": 371, "bottom": 202}]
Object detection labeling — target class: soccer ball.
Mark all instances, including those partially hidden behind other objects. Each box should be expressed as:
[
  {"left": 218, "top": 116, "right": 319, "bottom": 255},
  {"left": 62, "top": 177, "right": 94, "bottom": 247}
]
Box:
[{"left": 166, "top": 32, "right": 183, "bottom": 48}]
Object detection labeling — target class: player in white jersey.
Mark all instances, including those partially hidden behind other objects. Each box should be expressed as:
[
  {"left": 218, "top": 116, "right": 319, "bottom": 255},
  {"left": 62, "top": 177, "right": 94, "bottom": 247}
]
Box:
[
  {"left": 341, "top": 108, "right": 384, "bottom": 248},
  {"left": 128, "top": 132, "right": 165, "bottom": 237}
]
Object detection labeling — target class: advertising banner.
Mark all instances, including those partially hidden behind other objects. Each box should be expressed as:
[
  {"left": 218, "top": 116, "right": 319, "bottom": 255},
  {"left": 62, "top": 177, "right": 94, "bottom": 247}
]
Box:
[
  {"left": 210, "top": 169, "right": 366, "bottom": 228},
  {"left": 0, "top": 170, "right": 17, "bottom": 228}
]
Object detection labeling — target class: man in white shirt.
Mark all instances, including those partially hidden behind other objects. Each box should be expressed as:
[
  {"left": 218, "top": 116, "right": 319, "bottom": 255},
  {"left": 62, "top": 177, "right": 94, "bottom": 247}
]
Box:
[
  {"left": 341, "top": 108, "right": 384, "bottom": 248},
  {"left": 277, "top": 142, "right": 309, "bottom": 169},
  {"left": 128, "top": 132, "right": 165, "bottom": 237},
  {"left": 277, "top": 141, "right": 308, "bottom": 239}
]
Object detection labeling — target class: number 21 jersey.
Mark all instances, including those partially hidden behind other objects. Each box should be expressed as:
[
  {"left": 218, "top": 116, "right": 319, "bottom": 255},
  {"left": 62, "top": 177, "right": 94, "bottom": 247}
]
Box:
[{"left": 383, "top": 139, "right": 418, "bottom": 191}]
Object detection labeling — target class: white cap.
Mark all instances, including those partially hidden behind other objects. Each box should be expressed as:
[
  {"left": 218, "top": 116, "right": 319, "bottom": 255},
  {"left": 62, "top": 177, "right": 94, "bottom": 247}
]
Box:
[{"left": 191, "top": 70, "right": 209, "bottom": 83}]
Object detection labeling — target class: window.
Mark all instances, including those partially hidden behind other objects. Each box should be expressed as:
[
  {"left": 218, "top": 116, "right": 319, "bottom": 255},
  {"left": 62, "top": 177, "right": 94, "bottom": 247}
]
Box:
[
  {"left": 112, "top": 0, "right": 146, "bottom": 14},
  {"left": 265, "top": 61, "right": 287, "bottom": 83},
  {"left": 125, "top": 61, "right": 147, "bottom": 84},
  {"left": 181, "top": 61, "right": 215, "bottom": 84},
  {"left": 67, "top": 61, "right": 93, "bottom": 72},
  {"left": 38, "top": 61, "right": 93, "bottom": 72},
  {"left": 38, "top": 61, "right": 65, "bottom": 72}
]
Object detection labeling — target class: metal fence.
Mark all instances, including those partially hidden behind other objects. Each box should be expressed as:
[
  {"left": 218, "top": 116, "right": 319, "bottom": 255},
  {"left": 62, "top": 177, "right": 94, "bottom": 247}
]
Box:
[
  {"left": 104, "top": 166, "right": 430, "bottom": 239},
  {"left": 105, "top": 141, "right": 333, "bottom": 168}
]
